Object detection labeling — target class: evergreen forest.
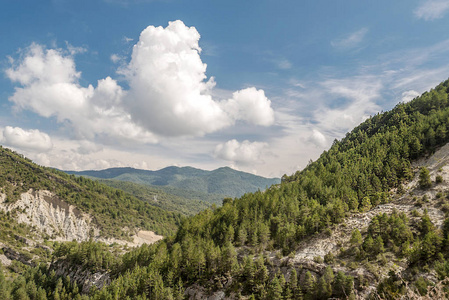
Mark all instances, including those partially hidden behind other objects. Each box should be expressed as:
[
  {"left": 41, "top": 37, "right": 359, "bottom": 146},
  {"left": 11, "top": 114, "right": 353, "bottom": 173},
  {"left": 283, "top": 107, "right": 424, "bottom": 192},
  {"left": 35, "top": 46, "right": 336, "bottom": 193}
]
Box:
[{"left": 4, "top": 79, "right": 449, "bottom": 299}]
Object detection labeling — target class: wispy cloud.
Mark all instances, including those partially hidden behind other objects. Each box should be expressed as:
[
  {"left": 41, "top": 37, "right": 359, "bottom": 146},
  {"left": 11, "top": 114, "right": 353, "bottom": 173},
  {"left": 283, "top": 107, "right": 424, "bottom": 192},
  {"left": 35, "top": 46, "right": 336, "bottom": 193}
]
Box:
[
  {"left": 267, "top": 36, "right": 449, "bottom": 176},
  {"left": 331, "top": 27, "right": 369, "bottom": 50},
  {"left": 110, "top": 54, "right": 121, "bottom": 63},
  {"left": 401, "top": 90, "right": 421, "bottom": 102},
  {"left": 276, "top": 59, "right": 292, "bottom": 70},
  {"left": 414, "top": 0, "right": 449, "bottom": 20}
]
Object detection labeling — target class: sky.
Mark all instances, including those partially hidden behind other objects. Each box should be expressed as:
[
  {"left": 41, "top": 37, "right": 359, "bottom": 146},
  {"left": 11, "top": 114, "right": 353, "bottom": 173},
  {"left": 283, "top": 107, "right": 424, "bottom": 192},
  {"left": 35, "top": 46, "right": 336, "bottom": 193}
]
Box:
[{"left": 1, "top": 0, "right": 449, "bottom": 178}]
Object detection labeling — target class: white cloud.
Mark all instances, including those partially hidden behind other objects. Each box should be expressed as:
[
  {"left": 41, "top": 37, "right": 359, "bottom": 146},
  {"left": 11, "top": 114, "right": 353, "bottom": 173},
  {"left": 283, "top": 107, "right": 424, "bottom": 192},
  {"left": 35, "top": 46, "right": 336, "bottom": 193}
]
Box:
[
  {"left": 414, "top": 0, "right": 449, "bottom": 20},
  {"left": 2, "top": 126, "right": 53, "bottom": 153},
  {"left": 34, "top": 153, "right": 51, "bottom": 166},
  {"left": 4, "top": 21, "right": 277, "bottom": 175},
  {"left": 222, "top": 87, "right": 275, "bottom": 127},
  {"left": 6, "top": 43, "right": 157, "bottom": 144},
  {"left": 214, "top": 139, "right": 268, "bottom": 164},
  {"left": 6, "top": 43, "right": 81, "bottom": 87},
  {"left": 123, "top": 36, "right": 134, "bottom": 43},
  {"left": 316, "top": 76, "right": 382, "bottom": 134},
  {"left": 401, "top": 90, "right": 421, "bottom": 102},
  {"left": 308, "top": 129, "right": 327, "bottom": 147},
  {"left": 110, "top": 54, "right": 121, "bottom": 63},
  {"left": 65, "top": 42, "right": 87, "bottom": 55},
  {"left": 6, "top": 22, "right": 275, "bottom": 142},
  {"left": 331, "top": 28, "right": 368, "bottom": 50},
  {"left": 132, "top": 161, "right": 150, "bottom": 170},
  {"left": 120, "top": 20, "right": 274, "bottom": 136},
  {"left": 77, "top": 140, "right": 103, "bottom": 154},
  {"left": 121, "top": 21, "right": 229, "bottom": 136}
]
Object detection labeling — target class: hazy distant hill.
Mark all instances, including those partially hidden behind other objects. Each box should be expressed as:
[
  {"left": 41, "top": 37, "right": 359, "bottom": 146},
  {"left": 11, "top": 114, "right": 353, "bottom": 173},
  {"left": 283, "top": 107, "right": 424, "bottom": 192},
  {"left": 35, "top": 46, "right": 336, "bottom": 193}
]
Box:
[
  {"left": 96, "top": 179, "right": 216, "bottom": 216},
  {"left": 65, "top": 166, "right": 280, "bottom": 199}
]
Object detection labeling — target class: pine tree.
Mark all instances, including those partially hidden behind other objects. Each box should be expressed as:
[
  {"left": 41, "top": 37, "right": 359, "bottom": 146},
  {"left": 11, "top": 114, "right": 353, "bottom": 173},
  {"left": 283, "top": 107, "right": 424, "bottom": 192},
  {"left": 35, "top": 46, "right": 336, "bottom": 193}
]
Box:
[
  {"left": 303, "top": 271, "right": 316, "bottom": 299},
  {"left": 350, "top": 229, "right": 363, "bottom": 246},
  {"left": 268, "top": 276, "right": 283, "bottom": 300},
  {"left": 289, "top": 268, "right": 302, "bottom": 300},
  {"left": 0, "top": 264, "right": 11, "bottom": 300},
  {"left": 419, "top": 167, "right": 431, "bottom": 189},
  {"left": 374, "top": 236, "right": 385, "bottom": 254},
  {"left": 360, "top": 197, "right": 372, "bottom": 212},
  {"left": 363, "top": 235, "right": 374, "bottom": 254}
]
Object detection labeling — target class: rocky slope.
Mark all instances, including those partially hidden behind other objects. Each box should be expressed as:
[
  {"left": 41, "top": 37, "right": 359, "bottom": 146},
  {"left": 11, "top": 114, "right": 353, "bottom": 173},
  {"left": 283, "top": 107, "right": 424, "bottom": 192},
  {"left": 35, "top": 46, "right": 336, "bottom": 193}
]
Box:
[
  {"left": 0, "top": 188, "right": 163, "bottom": 246},
  {"left": 276, "top": 143, "right": 449, "bottom": 298},
  {"left": 0, "top": 189, "right": 92, "bottom": 241},
  {"left": 185, "top": 142, "right": 449, "bottom": 299}
]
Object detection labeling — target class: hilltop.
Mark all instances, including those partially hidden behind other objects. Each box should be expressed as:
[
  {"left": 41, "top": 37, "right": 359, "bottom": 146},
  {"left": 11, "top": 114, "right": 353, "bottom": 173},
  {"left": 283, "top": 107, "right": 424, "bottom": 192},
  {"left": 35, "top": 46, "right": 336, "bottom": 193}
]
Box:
[
  {"left": 65, "top": 166, "right": 280, "bottom": 216},
  {"left": 66, "top": 166, "right": 280, "bottom": 199}
]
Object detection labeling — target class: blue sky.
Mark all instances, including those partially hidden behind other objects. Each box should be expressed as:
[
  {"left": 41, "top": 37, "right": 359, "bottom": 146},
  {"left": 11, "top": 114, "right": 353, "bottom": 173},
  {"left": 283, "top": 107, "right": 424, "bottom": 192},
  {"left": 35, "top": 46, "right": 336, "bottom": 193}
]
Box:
[{"left": 1, "top": 0, "right": 449, "bottom": 177}]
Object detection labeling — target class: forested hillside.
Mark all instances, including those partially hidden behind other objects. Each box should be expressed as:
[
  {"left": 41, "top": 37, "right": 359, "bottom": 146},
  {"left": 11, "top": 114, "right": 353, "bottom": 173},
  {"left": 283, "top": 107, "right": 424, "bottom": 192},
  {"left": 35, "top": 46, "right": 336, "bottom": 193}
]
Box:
[
  {"left": 0, "top": 147, "right": 182, "bottom": 238},
  {"left": 4, "top": 79, "right": 449, "bottom": 299},
  {"left": 66, "top": 166, "right": 280, "bottom": 199},
  {"left": 96, "top": 179, "right": 213, "bottom": 216}
]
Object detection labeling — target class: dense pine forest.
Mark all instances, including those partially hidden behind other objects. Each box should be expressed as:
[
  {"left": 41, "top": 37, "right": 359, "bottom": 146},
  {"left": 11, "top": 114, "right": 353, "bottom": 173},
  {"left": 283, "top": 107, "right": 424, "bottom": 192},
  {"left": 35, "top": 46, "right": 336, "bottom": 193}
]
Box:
[{"left": 4, "top": 79, "right": 449, "bottom": 299}]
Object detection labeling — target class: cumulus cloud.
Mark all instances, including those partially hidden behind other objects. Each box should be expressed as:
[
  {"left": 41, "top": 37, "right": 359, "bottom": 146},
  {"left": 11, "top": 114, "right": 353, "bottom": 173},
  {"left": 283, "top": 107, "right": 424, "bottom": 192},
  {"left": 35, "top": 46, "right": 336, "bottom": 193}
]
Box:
[
  {"left": 331, "top": 28, "right": 368, "bottom": 50},
  {"left": 6, "top": 43, "right": 156, "bottom": 144},
  {"left": 121, "top": 20, "right": 274, "bottom": 136},
  {"left": 2, "top": 126, "right": 53, "bottom": 152},
  {"left": 223, "top": 87, "right": 275, "bottom": 126},
  {"left": 7, "top": 21, "right": 275, "bottom": 142},
  {"left": 414, "top": 0, "right": 449, "bottom": 20},
  {"left": 401, "top": 90, "right": 421, "bottom": 102},
  {"left": 121, "top": 21, "right": 230, "bottom": 136},
  {"left": 214, "top": 139, "right": 268, "bottom": 164}
]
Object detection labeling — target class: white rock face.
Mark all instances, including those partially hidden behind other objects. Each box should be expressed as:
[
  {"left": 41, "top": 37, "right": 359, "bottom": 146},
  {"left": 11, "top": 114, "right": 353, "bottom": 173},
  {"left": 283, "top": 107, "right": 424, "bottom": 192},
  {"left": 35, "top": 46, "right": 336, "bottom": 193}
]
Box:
[
  {"left": 0, "top": 190, "right": 92, "bottom": 241},
  {"left": 0, "top": 189, "right": 163, "bottom": 246}
]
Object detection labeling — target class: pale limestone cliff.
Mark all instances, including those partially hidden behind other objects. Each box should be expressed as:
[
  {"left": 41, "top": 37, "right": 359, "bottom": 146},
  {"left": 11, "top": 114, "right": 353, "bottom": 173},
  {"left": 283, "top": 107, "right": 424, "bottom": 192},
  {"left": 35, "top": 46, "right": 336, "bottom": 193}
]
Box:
[
  {"left": 0, "top": 189, "right": 163, "bottom": 246},
  {"left": 0, "top": 190, "right": 92, "bottom": 242}
]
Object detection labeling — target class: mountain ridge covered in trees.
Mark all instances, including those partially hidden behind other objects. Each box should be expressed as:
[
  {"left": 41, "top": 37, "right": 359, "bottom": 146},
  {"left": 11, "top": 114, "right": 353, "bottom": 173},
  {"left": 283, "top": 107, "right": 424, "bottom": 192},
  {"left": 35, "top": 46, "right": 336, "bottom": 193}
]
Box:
[
  {"left": 0, "top": 147, "right": 182, "bottom": 238},
  {"left": 65, "top": 166, "right": 280, "bottom": 199},
  {"left": 3, "top": 79, "right": 449, "bottom": 298}
]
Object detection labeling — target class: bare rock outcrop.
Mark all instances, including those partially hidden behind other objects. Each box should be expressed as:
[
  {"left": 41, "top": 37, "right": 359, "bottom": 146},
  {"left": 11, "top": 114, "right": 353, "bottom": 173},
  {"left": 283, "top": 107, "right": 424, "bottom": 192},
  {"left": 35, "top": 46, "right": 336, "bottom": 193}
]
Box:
[
  {"left": 0, "top": 190, "right": 92, "bottom": 241},
  {"left": 0, "top": 189, "right": 163, "bottom": 247},
  {"left": 51, "top": 260, "right": 111, "bottom": 294}
]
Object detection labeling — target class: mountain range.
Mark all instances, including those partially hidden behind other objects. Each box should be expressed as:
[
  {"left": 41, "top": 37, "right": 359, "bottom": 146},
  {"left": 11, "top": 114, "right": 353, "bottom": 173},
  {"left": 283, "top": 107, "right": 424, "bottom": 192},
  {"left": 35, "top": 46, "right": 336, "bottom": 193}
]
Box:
[
  {"left": 65, "top": 166, "right": 280, "bottom": 199},
  {"left": 3, "top": 79, "right": 449, "bottom": 299}
]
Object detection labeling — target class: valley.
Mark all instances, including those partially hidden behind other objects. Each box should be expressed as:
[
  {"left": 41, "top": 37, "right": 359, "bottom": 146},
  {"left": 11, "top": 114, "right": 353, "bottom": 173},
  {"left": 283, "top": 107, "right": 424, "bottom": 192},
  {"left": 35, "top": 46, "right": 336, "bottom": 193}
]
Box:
[{"left": 3, "top": 79, "right": 449, "bottom": 299}]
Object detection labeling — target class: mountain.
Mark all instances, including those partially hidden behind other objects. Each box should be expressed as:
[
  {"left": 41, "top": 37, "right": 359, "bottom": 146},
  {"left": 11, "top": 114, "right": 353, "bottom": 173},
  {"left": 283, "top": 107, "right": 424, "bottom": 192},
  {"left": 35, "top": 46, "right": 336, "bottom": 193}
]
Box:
[
  {"left": 95, "top": 179, "right": 215, "bottom": 216},
  {"left": 0, "top": 145, "right": 182, "bottom": 251},
  {"left": 66, "top": 166, "right": 280, "bottom": 199},
  {"left": 4, "top": 79, "right": 449, "bottom": 299}
]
